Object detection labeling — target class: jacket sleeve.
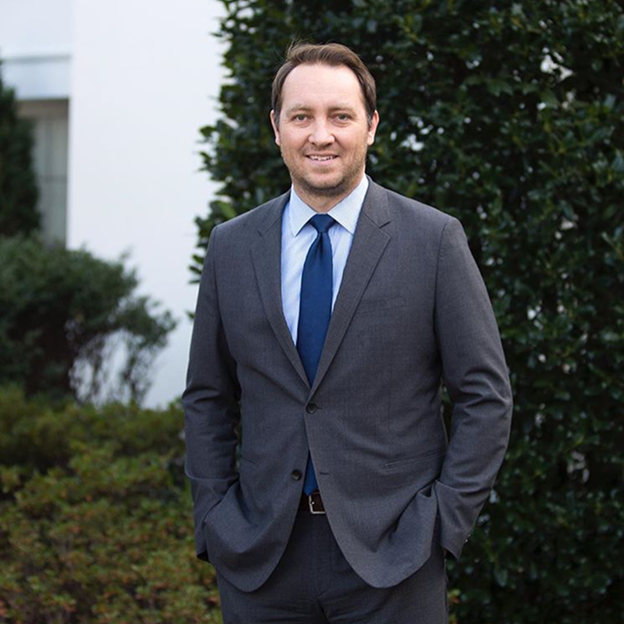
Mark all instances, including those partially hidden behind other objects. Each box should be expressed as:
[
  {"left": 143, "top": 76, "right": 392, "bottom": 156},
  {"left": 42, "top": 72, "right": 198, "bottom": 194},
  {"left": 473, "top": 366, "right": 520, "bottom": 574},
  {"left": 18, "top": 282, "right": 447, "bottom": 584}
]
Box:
[
  {"left": 181, "top": 224, "right": 241, "bottom": 561},
  {"left": 433, "top": 216, "right": 513, "bottom": 561}
]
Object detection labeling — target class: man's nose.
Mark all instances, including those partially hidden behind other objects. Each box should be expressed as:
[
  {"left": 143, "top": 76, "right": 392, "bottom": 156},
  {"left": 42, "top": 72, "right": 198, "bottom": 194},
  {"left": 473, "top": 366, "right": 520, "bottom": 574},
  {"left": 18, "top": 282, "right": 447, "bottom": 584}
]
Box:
[{"left": 308, "top": 120, "right": 335, "bottom": 145}]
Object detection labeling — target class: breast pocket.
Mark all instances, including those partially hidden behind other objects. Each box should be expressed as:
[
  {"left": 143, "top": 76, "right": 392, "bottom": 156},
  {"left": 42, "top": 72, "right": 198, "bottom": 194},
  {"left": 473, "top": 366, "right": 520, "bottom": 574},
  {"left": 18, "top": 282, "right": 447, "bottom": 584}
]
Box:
[{"left": 352, "top": 295, "right": 407, "bottom": 350}]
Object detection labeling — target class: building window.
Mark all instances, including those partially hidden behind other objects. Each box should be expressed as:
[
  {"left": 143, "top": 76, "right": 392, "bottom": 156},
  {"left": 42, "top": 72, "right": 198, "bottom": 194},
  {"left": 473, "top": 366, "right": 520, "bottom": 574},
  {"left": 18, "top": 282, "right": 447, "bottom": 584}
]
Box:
[{"left": 18, "top": 99, "right": 69, "bottom": 246}]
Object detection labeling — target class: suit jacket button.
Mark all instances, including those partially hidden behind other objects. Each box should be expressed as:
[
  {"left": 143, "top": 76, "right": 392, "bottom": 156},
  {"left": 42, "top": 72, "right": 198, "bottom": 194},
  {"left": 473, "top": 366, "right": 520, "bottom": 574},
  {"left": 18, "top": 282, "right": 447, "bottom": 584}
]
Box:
[
  {"left": 291, "top": 470, "right": 302, "bottom": 480},
  {"left": 306, "top": 403, "right": 318, "bottom": 414}
]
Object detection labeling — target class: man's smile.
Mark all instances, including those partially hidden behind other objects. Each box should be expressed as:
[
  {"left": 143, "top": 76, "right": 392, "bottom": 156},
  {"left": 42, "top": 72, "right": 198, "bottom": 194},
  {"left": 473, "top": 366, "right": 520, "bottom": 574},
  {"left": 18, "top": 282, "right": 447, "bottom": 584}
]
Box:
[{"left": 306, "top": 154, "right": 339, "bottom": 162}]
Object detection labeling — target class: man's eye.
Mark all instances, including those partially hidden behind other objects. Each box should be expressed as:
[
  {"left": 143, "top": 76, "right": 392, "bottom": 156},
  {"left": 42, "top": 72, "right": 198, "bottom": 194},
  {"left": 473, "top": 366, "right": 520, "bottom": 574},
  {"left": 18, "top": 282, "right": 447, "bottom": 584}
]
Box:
[
  {"left": 335, "top": 114, "right": 351, "bottom": 121},
  {"left": 294, "top": 114, "right": 307, "bottom": 122}
]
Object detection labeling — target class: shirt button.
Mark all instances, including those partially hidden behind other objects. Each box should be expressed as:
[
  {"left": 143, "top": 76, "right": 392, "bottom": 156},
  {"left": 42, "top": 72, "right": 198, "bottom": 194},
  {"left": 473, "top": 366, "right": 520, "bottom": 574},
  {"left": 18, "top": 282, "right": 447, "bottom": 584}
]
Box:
[
  {"left": 291, "top": 470, "right": 302, "bottom": 481},
  {"left": 306, "top": 403, "right": 318, "bottom": 414}
]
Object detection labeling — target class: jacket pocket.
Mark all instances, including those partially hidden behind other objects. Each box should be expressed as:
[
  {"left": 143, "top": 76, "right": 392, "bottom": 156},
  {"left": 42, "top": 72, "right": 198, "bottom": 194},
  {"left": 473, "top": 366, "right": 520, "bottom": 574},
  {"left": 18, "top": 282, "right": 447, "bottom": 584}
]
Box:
[{"left": 381, "top": 445, "right": 446, "bottom": 470}]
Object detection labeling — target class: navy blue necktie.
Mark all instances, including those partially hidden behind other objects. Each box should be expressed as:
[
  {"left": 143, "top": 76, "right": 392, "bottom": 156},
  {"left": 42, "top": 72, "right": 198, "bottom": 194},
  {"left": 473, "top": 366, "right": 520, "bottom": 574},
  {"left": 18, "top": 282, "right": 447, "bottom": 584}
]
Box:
[{"left": 297, "top": 213, "right": 336, "bottom": 495}]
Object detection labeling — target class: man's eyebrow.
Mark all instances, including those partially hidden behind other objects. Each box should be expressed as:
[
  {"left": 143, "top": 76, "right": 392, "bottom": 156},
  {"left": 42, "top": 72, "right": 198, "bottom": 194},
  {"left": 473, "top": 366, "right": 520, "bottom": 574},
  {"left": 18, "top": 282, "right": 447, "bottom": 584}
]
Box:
[
  {"left": 329, "top": 105, "right": 358, "bottom": 114},
  {"left": 284, "top": 104, "right": 312, "bottom": 116},
  {"left": 283, "top": 104, "right": 359, "bottom": 116}
]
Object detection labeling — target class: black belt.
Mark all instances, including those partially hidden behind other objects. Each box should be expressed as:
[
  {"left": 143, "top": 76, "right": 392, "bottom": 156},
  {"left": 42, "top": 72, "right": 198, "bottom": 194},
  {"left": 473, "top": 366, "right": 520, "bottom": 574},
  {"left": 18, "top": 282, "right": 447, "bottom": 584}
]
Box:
[{"left": 299, "top": 490, "right": 326, "bottom": 514}]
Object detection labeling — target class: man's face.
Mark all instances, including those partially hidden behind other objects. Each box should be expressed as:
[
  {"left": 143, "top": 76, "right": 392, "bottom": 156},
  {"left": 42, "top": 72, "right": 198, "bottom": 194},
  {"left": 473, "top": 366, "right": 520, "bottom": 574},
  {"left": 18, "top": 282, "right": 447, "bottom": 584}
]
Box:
[{"left": 270, "top": 63, "right": 379, "bottom": 206}]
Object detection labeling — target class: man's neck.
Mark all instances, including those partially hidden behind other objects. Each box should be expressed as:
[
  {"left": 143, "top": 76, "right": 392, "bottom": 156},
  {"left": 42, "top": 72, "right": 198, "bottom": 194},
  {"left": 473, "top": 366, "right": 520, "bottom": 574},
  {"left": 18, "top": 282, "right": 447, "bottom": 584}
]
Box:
[{"left": 293, "top": 173, "right": 365, "bottom": 213}]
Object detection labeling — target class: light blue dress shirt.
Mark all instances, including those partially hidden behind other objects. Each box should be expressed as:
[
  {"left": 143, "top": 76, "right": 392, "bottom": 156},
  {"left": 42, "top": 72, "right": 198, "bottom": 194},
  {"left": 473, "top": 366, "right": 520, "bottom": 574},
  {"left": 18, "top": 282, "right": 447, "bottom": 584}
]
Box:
[{"left": 281, "top": 175, "right": 369, "bottom": 345}]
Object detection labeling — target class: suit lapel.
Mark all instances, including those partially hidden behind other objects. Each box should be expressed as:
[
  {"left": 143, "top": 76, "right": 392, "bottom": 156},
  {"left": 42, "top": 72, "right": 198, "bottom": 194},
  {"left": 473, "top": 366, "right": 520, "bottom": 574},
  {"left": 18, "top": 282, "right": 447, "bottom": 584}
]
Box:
[
  {"left": 251, "top": 191, "right": 310, "bottom": 388},
  {"left": 250, "top": 180, "right": 392, "bottom": 396},
  {"left": 309, "top": 180, "right": 392, "bottom": 398}
]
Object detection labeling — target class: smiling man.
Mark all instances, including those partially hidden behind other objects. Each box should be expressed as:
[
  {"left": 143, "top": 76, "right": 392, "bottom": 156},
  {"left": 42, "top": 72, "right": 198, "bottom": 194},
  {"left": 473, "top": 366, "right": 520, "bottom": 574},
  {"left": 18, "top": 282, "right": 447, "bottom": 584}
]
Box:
[
  {"left": 183, "top": 42, "right": 513, "bottom": 624},
  {"left": 270, "top": 62, "right": 378, "bottom": 210}
]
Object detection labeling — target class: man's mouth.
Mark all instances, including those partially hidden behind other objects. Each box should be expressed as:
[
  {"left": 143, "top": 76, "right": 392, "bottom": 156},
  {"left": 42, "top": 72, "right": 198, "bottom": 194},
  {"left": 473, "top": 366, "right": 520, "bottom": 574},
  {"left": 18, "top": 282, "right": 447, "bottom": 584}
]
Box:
[{"left": 306, "top": 155, "right": 338, "bottom": 161}]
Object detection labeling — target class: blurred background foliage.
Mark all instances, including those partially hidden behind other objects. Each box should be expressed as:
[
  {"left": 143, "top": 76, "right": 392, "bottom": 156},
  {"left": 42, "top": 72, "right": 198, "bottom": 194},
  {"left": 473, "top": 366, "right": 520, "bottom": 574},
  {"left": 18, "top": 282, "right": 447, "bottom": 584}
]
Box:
[
  {"left": 194, "top": 0, "right": 624, "bottom": 622},
  {"left": 0, "top": 387, "right": 223, "bottom": 623},
  {"left": 0, "top": 236, "right": 175, "bottom": 405},
  {"left": 2, "top": 62, "right": 188, "bottom": 620}
]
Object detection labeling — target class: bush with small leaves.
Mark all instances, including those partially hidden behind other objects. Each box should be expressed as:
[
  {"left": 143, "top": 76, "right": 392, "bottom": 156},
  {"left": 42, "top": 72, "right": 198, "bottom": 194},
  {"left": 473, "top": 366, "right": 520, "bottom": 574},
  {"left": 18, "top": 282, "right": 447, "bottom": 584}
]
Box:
[{"left": 0, "top": 387, "right": 223, "bottom": 624}]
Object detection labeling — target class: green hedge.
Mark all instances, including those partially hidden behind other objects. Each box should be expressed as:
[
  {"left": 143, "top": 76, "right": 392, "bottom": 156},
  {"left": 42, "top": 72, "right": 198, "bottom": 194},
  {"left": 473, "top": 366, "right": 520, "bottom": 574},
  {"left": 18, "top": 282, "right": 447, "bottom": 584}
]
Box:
[
  {"left": 0, "top": 387, "right": 222, "bottom": 624},
  {"left": 194, "top": 1, "right": 624, "bottom": 622}
]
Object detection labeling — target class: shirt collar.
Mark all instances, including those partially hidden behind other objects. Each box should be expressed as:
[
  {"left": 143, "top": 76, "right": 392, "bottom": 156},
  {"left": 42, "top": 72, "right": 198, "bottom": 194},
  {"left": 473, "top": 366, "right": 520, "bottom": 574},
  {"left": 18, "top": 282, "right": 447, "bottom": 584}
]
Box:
[{"left": 288, "top": 175, "right": 369, "bottom": 237}]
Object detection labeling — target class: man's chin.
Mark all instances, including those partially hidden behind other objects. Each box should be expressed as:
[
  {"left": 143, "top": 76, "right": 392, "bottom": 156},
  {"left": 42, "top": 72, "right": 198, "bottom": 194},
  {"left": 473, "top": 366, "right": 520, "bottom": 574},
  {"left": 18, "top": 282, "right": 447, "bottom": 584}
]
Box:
[
  {"left": 304, "top": 183, "right": 348, "bottom": 198},
  {"left": 297, "top": 174, "right": 357, "bottom": 199}
]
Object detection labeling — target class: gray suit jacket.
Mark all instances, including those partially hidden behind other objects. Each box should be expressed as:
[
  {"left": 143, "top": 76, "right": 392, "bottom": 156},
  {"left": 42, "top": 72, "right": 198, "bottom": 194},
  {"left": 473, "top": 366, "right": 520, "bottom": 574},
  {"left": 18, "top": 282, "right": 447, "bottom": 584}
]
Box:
[{"left": 182, "top": 178, "right": 513, "bottom": 592}]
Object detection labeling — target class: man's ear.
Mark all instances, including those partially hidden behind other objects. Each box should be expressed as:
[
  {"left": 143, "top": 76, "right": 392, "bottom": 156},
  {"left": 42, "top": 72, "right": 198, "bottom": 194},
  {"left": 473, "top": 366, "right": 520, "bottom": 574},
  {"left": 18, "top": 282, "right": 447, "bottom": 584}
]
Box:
[
  {"left": 270, "top": 110, "right": 281, "bottom": 146},
  {"left": 367, "top": 110, "right": 380, "bottom": 146}
]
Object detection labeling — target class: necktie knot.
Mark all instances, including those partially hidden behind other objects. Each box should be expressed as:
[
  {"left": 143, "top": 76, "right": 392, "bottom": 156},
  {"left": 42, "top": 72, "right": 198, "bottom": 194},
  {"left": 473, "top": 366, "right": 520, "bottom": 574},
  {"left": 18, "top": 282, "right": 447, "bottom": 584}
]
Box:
[{"left": 310, "top": 214, "right": 335, "bottom": 234}]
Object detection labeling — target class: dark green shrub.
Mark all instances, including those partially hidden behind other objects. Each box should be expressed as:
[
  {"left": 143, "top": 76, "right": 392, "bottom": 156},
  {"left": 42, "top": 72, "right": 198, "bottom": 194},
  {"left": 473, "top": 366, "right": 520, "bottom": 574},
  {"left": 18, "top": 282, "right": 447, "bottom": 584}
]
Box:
[
  {"left": 0, "top": 236, "right": 176, "bottom": 404},
  {"left": 0, "top": 387, "right": 222, "bottom": 624},
  {"left": 194, "top": 1, "right": 624, "bottom": 622},
  {"left": 0, "top": 64, "right": 39, "bottom": 237}
]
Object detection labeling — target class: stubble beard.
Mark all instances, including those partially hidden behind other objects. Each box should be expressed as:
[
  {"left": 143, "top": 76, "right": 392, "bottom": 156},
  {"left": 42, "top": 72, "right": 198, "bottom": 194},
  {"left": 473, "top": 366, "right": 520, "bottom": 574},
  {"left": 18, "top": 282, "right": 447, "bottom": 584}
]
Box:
[{"left": 282, "top": 146, "right": 369, "bottom": 202}]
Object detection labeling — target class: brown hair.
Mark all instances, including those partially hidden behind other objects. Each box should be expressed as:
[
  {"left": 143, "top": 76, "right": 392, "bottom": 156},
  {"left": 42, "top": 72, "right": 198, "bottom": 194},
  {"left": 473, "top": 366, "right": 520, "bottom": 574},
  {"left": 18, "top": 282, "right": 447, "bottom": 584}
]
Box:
[{"left": 271, "top": 42, "right": 377, "bottom": 126}]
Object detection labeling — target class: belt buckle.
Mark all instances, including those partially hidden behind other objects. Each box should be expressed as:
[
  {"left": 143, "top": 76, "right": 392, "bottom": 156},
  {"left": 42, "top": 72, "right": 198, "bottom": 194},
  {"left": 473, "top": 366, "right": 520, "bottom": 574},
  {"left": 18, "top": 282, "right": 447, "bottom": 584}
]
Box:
[{"left": 308, "top": 493, "right": 326, "bottom": 515}]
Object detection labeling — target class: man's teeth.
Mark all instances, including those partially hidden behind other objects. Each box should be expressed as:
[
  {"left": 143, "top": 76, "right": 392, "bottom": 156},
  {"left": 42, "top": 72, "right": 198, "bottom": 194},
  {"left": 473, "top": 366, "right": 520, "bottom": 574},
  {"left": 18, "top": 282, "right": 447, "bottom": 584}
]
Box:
[{"left": 308, "top": 155, "right": 336, "bottom": 161}]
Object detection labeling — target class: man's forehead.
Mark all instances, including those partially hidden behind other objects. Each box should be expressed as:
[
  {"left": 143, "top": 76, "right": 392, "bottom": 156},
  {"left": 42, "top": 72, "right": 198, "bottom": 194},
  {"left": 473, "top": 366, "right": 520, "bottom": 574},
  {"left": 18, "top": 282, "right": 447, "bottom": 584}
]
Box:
[{"left": 280, "top": 64, "right": 366, "bottom": 112}]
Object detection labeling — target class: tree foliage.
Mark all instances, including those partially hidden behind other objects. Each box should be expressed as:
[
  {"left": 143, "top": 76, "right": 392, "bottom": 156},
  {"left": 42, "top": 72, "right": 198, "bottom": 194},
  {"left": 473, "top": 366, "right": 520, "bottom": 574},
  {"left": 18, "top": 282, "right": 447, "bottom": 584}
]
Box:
[
  {"left": 0, "top": 64, "right": 39, "bottom": 237},
  {"left": 195, "top": 1, "right": 624, "bottom": 622},
  {"left": 0, "top": 237, "right": 176, "bottom": 405}
]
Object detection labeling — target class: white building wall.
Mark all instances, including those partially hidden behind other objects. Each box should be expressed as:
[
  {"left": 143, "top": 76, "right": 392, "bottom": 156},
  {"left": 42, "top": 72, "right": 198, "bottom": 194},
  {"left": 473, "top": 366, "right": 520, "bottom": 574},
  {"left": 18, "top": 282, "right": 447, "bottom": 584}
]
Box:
[
  {"left": 0, "top": 0, "right": 73, "bottom": 99},
  {"left": 69, "top": 0, "right": 225, "bottom": 408},
  {"left": 1, "top": 0, "right": 227, "bottom": 408}
]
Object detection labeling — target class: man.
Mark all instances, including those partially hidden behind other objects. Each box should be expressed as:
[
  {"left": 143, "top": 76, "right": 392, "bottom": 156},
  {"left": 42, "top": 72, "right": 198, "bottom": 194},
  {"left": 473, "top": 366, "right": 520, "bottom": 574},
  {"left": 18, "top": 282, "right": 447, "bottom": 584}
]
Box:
[{"left": 183, "top": 42, "right": 513, "bottom": 623}]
